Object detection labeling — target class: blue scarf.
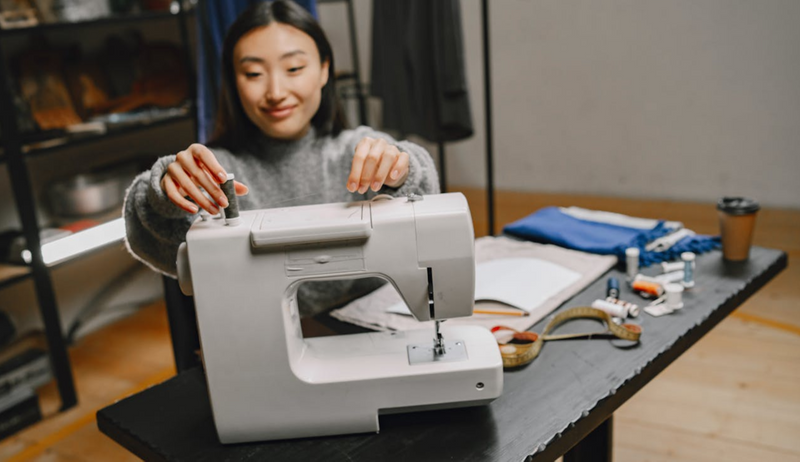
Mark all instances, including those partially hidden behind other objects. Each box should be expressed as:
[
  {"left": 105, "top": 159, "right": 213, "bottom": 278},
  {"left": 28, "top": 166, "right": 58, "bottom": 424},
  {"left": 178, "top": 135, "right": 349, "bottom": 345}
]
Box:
[{"left": 503, "top": 207, "right": 720, "bottom": 267}]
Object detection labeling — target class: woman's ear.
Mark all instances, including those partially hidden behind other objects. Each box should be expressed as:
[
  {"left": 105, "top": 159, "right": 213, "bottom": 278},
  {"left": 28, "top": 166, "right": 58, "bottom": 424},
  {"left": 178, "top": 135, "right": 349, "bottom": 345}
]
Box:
[{"left": 320, "top": 59, "right": 330, "bottom": 86}]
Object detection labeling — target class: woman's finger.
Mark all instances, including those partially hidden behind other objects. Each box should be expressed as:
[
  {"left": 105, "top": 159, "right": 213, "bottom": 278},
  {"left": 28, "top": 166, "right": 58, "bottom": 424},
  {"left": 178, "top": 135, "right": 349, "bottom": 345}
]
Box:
[
  {"left": 234, "top": 180, "right": 249, "bottom": 196},
  {"left": 163, "top": 173, "right": 200, "bottom": 214},
  {"left": 347, "top": 137, "right": 373, "bottom": 192},
  {"left": 385, "top": 151, "right": 410, "bottom": 187},
  {"left": 167, "top": 163, "right": 220, "bottom": 215},
  {"left": 189, "top": 143, "right": 227, "bottom": 183},
  {"left": 177, "top": 148, "right": 227, "bottom": 208},
  {"left": 370, "top": 145, "right": 399, "bottom": 191},
  {"left": 359, "top": 138, "right": 387, "bottom": 194}
]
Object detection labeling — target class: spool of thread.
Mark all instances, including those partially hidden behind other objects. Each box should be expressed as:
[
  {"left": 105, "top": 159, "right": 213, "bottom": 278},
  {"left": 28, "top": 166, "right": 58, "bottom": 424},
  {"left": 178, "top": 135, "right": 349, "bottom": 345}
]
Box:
[
  {"left": 591, "top": 299, "right": 628, "bottom": 318},
  {"left": 221, "top": 173, "right": 240, "bottom": 226},
  {"left": 606, "top": 277, "right": 620, "bottom": 299},
  {"left": 661, "top": 260, "right": 688, "bottom": 273},
  {"left": 605, "top": 297, "right": 640, "bottom": 317},
  {"left": 634, "top": 274, "right": 660, "bottom": 285},
  {"left": 654, "top": 270, "right": 684, "bottom": 284},
  {"left": 626, "top": 247, "right": 640, "bottom": 280},
  {"left": 664, "top": 283, "right": 684, "bottom": 310},
  {"left": 681, "top": 252, "right": 695, "bottom": 288},
  {"left": 632, "top": 280, "right": 664, "bottom": 298}
]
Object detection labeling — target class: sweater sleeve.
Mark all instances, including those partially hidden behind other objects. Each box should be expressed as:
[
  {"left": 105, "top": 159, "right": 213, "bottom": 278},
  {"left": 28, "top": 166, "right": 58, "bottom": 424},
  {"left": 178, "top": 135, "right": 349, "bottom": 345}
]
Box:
[
  {"left": 342, "top": 126, "right": 441, "bottom": 197},
  {"left": 122, "top": 155, "right": 198, "bottom": 277}
]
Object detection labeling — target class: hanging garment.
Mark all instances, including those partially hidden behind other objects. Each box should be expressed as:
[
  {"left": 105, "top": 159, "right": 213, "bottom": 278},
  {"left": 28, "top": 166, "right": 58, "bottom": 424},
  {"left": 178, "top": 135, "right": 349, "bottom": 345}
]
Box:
[{"left": 371, "top": 0, "right": 473, "bottom": 143}]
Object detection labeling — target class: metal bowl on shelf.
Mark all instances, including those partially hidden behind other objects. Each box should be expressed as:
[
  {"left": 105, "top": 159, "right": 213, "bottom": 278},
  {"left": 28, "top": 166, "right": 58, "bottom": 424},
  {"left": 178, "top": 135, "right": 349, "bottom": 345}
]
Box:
[{"left": 47, "top": 165, "right": 137, "bottom": 218}]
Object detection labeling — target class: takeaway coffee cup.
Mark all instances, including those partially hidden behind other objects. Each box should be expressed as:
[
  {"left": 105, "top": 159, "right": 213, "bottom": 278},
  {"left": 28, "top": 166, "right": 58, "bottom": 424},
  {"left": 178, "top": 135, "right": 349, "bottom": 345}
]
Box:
[{"left": 717, "top": 197, "right": 760, "bottom": 261}]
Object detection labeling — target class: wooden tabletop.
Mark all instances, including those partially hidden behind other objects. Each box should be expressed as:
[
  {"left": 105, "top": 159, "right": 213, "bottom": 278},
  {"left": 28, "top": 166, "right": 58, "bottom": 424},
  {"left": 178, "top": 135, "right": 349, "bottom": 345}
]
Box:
[{"left": 97, "top": 247, "right": 786, "bottom": 462}]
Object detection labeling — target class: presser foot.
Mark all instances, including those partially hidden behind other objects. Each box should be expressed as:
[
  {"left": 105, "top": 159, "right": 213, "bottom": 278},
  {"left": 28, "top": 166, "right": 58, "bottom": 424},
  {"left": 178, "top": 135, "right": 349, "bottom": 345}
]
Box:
[
  {"left": 434, "top": 332, "right": 446, "bottom": 356},
  {"left": 433, "top": 320, "right": 445, "bottom": 355},
  {"left": 407, "top": 339, "right": 468, "bottom": 365}
]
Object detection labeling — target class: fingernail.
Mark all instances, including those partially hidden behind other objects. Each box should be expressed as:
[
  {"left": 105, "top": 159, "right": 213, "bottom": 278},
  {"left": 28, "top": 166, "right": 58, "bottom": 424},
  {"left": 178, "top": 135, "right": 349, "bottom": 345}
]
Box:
[
  {"left": 188, "top": 205, "right": 198, "bottom": 213},
  {"left": 390, "top": 170, "right": 399, "bottom": 180},
  {"left": 210, "top": 206, "right": 220, "bottom": 215},
  {"left": 348, "top": 182, "right": 357, "bottom": 192},
  {"left": 218, "top": 195, "right": 229, "bottom": 208},
  {"left": 218, "top": 172, "right": 227, "bottom": 181},
  {"left": 358, "top": 184, "right": 368, "bottom": 194},
  {"left": 371, "top": 181, "right": 381, "bottom": 191}
]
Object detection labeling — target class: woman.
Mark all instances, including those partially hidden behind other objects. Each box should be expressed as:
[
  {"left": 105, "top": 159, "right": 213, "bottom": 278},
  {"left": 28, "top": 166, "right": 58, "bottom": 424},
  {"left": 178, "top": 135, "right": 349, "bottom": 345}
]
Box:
[{"left": 124, "top": 0, "right": 439, "bottom": 316}]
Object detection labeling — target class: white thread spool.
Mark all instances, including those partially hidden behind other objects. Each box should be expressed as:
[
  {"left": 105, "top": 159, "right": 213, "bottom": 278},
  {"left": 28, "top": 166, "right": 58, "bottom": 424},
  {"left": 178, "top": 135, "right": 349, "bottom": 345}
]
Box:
[
  {"left": 664, "top": 283, "right": 684, "bottom": 310},
  {"left": 634, "top": 274, "right": 660, "bottom": 285},
  {"left": 605, "top": 297, "right": 640, "bottom": 318},
  {"left": 626, "top": 247, "right": 640, "bottom": 281},
  {"left": 661, "top": 261, "right": 685, "bottom": 273},
  {"left": 592, "top": 299, "right": 628, "bottom": 318},
  {"left": 655, "top": 270, "right": 684, "bottom": 284}
]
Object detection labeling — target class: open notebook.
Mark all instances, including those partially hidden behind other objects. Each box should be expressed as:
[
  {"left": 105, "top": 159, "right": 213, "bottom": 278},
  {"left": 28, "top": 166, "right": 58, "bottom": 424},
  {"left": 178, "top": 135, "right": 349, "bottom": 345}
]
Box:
[{"left": 331, "top": 236, "right": 616, "bottom": 332}]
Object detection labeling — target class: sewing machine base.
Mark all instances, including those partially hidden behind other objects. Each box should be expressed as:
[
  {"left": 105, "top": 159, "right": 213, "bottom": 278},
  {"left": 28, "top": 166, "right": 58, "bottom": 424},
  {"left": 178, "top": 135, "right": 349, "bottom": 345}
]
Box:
[{"left": 213, "top": 325, "right": 502, "bottom": 444}]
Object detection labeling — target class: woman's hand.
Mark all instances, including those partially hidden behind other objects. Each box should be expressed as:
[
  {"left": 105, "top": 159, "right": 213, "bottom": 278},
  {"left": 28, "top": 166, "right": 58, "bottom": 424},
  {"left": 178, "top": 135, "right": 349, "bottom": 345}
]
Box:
[
  {"left": 160, "top": 143, "right": 249, "bottom": 214},
  {"left": 347, "top": 137, "right": 409, "bottom": 194}
]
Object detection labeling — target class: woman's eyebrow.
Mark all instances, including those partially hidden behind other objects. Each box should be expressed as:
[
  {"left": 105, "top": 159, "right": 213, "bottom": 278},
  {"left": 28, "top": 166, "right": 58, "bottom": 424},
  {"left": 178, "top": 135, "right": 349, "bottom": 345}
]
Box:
[
  {"left": 239, "top": 50, "right": 306, "bottom": 64},
  {"left": 280, "top": 50, "right": 306, "bottom": 60},
  {"left": 239, "top": 56, "right": 265, "bottom": 64}
]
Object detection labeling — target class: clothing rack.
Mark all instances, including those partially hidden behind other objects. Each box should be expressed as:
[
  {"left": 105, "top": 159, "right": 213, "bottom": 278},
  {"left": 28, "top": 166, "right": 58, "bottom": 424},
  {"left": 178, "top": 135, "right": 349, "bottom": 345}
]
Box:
[
  {"left": 318, "top": 0, "right": 367, "bottom": 125},
  {"left": 482, "top": 0, "right": 495, "bottom": 236},
  {"left": 435, "top": 0, "right": 495, "bottom": 236}
]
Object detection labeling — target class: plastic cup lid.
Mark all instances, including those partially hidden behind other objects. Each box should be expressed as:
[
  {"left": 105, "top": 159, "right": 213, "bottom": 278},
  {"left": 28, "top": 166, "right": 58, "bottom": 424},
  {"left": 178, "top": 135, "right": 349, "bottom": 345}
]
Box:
[{"left": 717, "top": 197, "right": 760, "bottom": 215}]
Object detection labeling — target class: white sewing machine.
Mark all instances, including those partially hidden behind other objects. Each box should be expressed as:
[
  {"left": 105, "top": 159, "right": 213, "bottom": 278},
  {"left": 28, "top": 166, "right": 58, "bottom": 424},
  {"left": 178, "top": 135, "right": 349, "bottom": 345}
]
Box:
[{"left": 176, "top": 192, "right": 503, "bottom": 444}]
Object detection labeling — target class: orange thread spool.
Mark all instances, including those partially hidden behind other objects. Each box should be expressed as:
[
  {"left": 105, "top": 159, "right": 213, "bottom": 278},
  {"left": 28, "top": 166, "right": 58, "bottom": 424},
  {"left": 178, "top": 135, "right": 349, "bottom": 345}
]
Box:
[{"left": 632, "top": 280, "right": 664, "bottom": 297}]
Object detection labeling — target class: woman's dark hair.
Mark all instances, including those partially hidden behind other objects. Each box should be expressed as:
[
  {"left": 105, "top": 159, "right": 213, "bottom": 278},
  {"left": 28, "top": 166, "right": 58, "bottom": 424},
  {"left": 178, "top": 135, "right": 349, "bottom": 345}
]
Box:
[{"left": 209, "top": 0, "right": 346, "bottom": 149}]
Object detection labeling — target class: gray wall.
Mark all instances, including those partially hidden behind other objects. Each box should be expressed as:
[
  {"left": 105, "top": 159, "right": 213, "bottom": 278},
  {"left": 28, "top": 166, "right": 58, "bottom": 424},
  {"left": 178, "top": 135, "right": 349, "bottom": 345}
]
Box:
[{"left": 321, "top": 0, "right": 800, "bottom": 209}]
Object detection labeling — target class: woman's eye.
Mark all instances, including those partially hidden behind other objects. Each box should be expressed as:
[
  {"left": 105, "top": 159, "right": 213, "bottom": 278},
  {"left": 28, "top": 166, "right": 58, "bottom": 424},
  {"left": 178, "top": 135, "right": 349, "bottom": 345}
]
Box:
[
  {"left": 245, "top": 72, "right": 261, "bottom": 78},
  {"left": 288, "top": 66, "right": 306, "bottom": 73}
]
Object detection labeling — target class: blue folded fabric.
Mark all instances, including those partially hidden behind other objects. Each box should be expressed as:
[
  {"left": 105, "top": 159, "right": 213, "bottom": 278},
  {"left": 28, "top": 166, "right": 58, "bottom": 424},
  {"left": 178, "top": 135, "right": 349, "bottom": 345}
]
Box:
[{"left": 502, "top": 207, "right": 721, "bottom": 267}]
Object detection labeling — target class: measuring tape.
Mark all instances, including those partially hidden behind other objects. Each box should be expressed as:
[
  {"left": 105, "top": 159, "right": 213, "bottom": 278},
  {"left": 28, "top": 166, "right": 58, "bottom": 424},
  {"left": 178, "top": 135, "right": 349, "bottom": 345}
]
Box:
[{"left": 492, "top": 307, "right": 642, "bottom": 369}]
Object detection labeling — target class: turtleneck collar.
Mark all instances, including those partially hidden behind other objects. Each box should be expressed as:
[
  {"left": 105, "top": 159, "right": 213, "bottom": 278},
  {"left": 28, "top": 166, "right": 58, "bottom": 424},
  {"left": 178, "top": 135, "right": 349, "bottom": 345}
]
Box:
[{"left": 246, "top": 126, "right": 318, "bottom": 157}]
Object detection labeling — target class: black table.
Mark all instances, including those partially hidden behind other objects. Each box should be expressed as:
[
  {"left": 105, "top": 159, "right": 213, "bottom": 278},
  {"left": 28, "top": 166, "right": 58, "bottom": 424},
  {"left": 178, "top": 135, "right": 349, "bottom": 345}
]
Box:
[{"left": 98, "top": 247, "right": 786, "bottom": 462}]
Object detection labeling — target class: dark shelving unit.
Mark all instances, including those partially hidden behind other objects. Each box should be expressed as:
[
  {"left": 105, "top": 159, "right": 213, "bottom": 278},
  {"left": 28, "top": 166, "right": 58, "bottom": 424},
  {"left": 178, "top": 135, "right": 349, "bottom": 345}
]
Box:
[
  {"left": 0, "top": 9, "right": 185, "bottom": 37},
  {"left": 0, "top": 110, "right": 192, "bottom": 163},
  {"left": 0, "top": 5, "right": 197, "bottom": 416},
  {"left": 0, "top": 264, "right": 31, "bottom": 290}
]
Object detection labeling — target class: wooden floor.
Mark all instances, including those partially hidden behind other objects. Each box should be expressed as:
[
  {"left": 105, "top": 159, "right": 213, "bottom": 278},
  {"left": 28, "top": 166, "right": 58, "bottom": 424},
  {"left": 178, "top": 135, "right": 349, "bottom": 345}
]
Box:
[{"left": 0, "top": 188, "right": 797, "bottom": 461}]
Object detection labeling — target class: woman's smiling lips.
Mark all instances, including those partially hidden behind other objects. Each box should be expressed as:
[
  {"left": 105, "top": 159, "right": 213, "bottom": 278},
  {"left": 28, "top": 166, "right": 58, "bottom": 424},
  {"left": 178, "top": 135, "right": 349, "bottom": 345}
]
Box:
[{"left": 261, "top": 105, "right": 296, "bottom": 119}]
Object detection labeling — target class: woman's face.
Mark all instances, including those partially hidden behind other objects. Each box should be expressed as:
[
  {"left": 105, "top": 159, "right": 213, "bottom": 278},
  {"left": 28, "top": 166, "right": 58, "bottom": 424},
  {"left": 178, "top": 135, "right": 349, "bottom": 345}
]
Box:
[{"left": 233, "top": 23, "right": 329, "bottom": 140}]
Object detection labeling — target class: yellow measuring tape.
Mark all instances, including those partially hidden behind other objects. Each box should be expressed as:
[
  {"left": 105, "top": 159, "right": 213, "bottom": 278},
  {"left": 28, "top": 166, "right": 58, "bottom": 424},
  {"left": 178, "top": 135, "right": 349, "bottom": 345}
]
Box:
[{"left": 493, "top": 307, "right": 643, "bottom": 369}]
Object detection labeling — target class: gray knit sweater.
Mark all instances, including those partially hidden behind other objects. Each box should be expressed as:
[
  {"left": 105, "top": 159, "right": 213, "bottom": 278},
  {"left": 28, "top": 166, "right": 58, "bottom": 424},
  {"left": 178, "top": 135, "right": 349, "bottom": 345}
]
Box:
[{"left": 123, "top": 125, "right": 440, "bottom": 316}]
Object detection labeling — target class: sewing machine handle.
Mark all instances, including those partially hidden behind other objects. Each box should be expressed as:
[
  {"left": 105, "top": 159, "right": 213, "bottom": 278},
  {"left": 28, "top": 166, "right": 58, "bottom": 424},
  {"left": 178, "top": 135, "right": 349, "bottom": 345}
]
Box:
[{"left": 177, "top": 242, "right": 193, "bottom": 296}]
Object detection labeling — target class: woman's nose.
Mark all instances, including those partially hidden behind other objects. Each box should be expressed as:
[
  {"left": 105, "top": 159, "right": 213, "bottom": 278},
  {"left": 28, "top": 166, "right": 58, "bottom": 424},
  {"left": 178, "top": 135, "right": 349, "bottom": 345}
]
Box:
[{"left": 266, "top": 76, "right": 287, "bottom": 103}]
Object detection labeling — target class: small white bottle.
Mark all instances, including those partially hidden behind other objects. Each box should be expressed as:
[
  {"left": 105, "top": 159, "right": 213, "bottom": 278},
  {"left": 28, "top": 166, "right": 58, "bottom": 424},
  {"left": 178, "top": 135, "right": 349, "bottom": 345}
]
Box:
[{"left": 626, "top": 247, "right": 640, "bottom": 281}]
